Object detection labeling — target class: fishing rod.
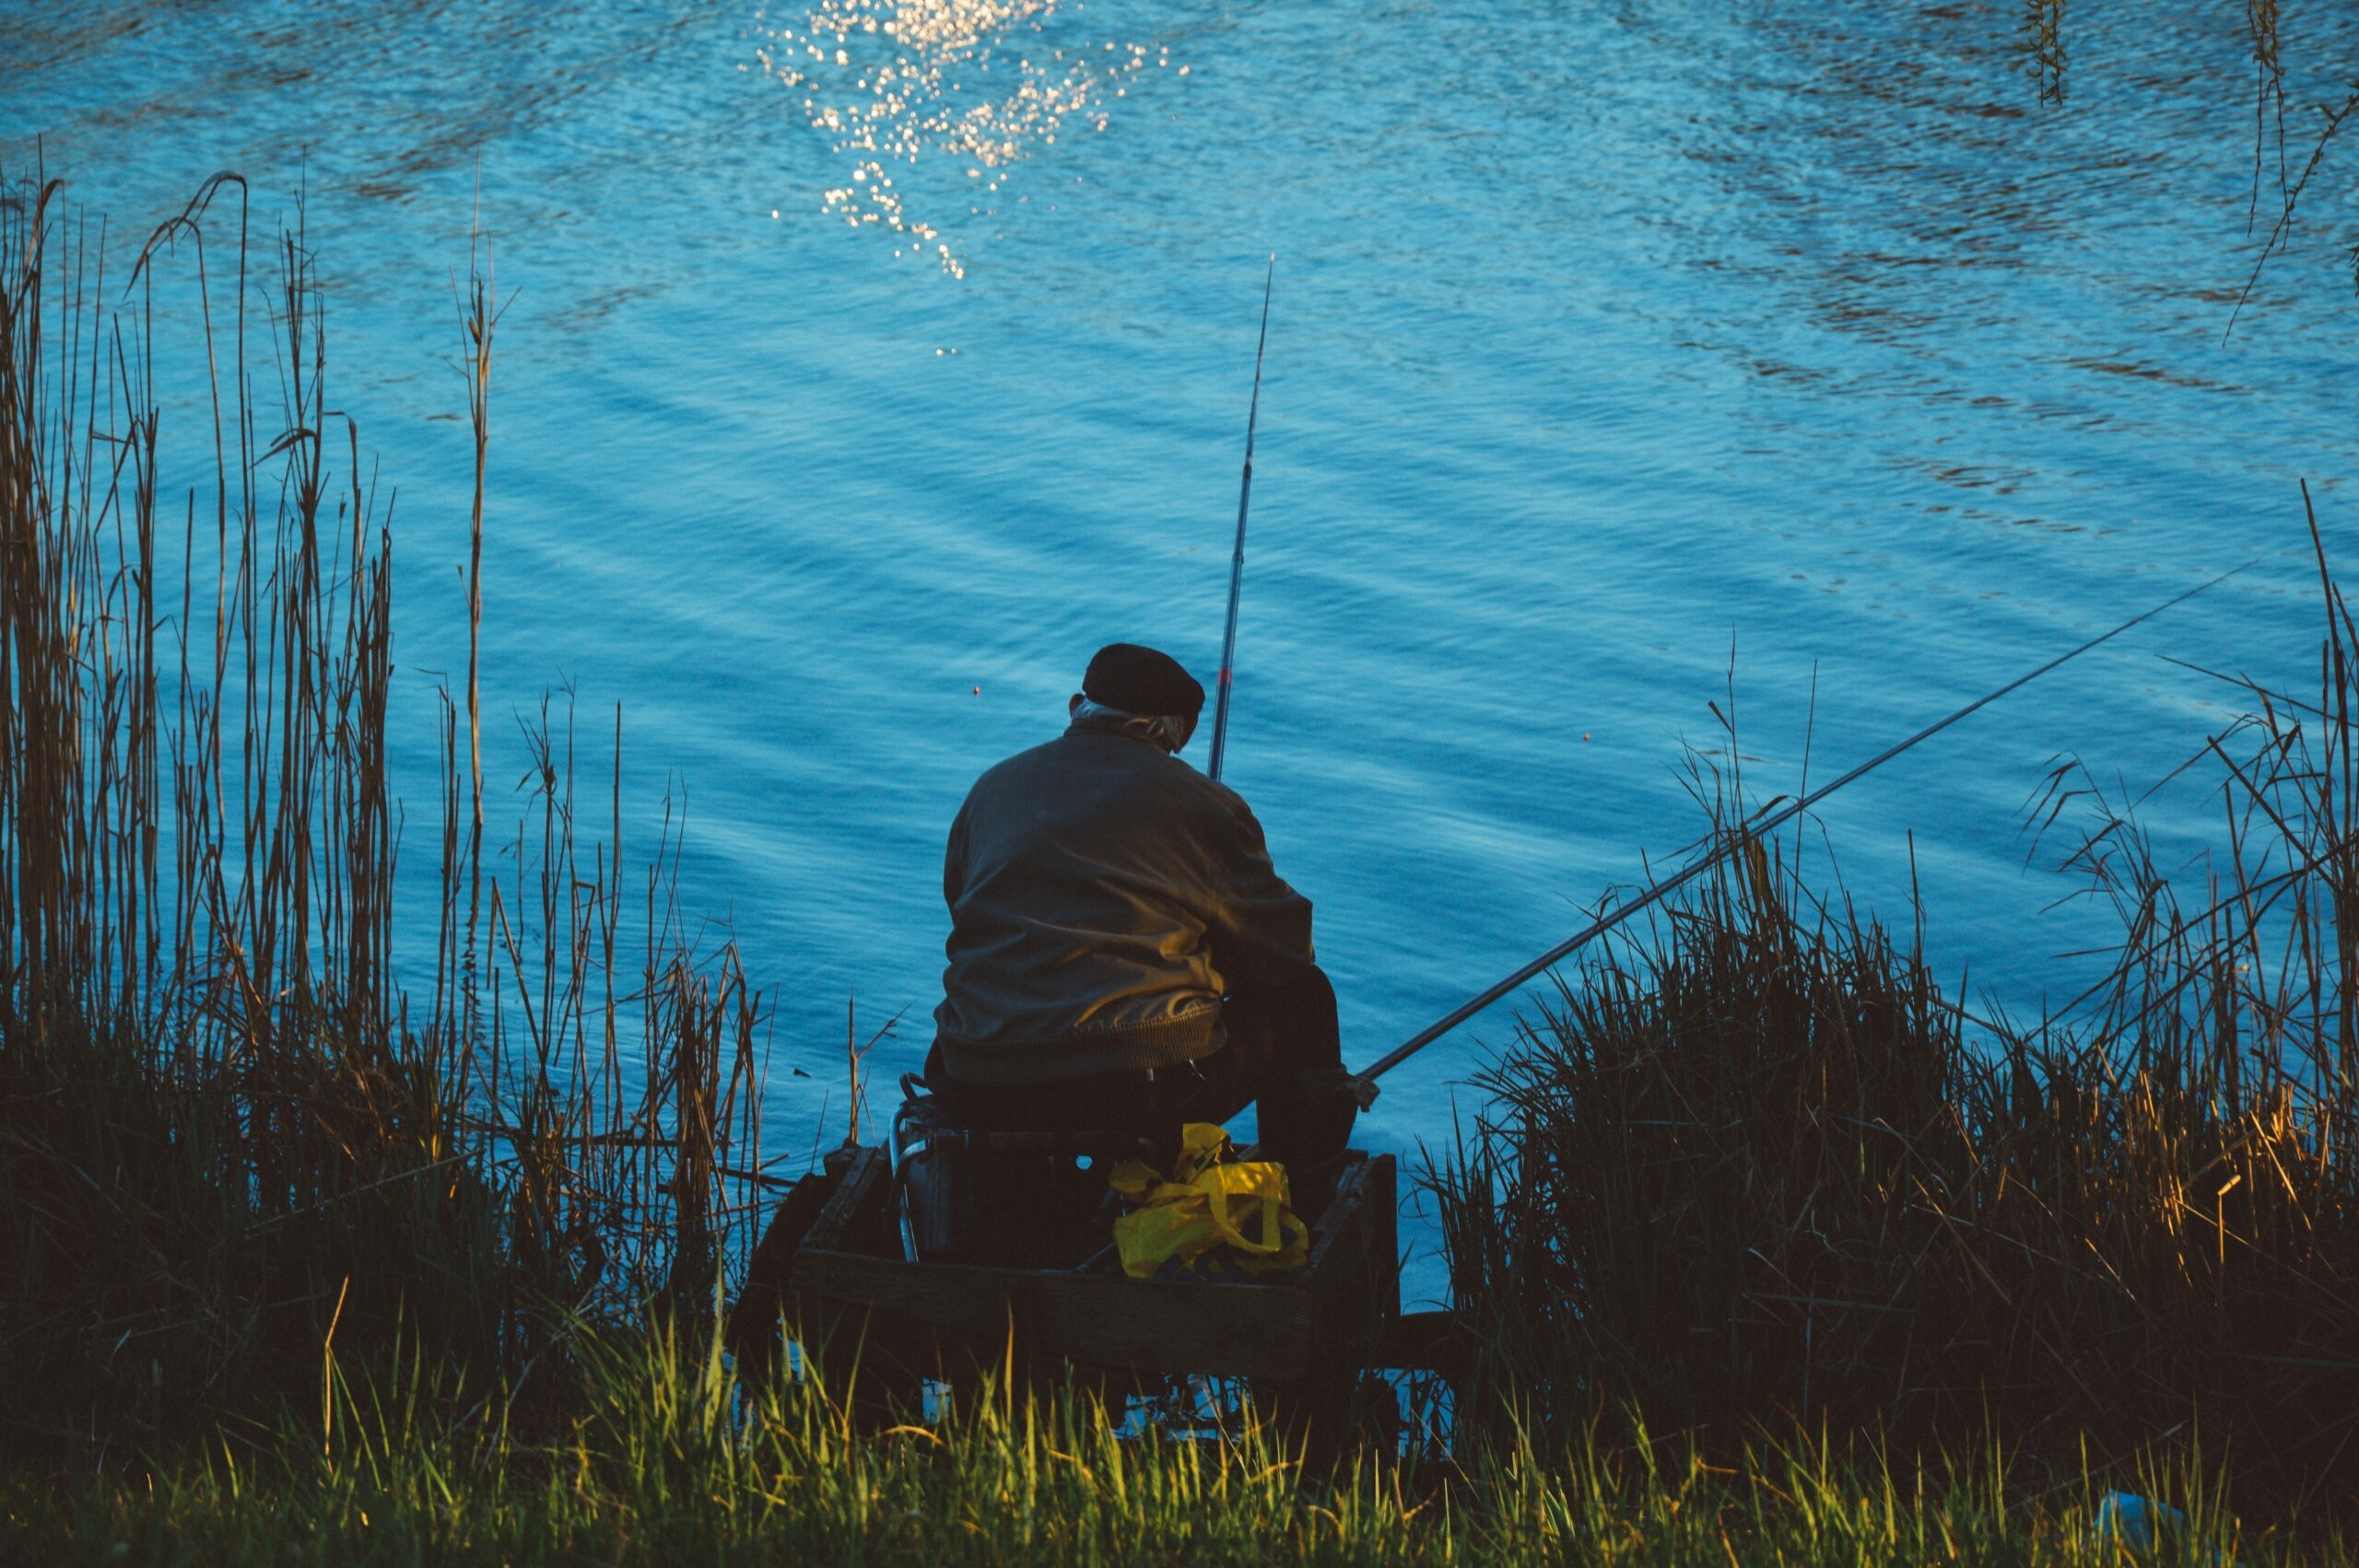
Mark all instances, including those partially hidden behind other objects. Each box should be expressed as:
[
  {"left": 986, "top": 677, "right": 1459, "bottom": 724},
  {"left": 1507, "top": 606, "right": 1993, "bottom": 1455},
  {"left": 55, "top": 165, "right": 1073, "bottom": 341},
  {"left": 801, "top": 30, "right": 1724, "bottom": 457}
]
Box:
[
  {"left": 1206, "top": 255, "right": 1276, "bottom": 784},
  {"left": 1354, "top": 560, "right": 2254, "bottom": 1088}
]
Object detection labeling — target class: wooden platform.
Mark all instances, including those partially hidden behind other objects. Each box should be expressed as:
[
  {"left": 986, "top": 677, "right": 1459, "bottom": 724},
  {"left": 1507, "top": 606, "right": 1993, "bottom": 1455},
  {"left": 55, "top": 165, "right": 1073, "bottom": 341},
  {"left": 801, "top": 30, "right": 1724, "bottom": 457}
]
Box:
[{"left": 783, "top": 1147, "right": 1399, "bottom": 1384}]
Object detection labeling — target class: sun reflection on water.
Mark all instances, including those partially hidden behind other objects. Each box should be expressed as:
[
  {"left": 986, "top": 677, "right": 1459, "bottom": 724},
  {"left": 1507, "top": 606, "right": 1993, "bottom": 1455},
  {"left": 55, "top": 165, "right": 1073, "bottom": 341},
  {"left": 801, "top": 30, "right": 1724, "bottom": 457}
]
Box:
[{"left": 755, "top": 0, "right": 1171, "bottom": 276}]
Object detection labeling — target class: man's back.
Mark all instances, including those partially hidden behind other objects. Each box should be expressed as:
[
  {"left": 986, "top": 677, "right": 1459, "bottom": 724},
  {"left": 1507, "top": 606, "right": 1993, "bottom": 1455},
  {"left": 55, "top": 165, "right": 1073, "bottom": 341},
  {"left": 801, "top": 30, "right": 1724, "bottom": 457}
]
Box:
[{"left": 933, "top": 719, "right": 1312, "bottom": 1087}]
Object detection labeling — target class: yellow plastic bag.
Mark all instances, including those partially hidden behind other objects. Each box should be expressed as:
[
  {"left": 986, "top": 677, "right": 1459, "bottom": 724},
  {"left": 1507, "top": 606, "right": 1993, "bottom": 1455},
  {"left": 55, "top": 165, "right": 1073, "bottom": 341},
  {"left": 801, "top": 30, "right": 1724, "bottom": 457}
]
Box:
[{"left": 1105, "top": 1123, "right": 1311, "bottom": 1281}]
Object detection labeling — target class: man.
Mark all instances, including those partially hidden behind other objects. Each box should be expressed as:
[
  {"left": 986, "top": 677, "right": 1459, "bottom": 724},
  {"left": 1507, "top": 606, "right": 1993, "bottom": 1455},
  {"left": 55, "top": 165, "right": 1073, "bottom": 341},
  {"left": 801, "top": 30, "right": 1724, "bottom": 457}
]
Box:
[{"left": 923, "top": 642, "right": 1367, "bottom": 1174}]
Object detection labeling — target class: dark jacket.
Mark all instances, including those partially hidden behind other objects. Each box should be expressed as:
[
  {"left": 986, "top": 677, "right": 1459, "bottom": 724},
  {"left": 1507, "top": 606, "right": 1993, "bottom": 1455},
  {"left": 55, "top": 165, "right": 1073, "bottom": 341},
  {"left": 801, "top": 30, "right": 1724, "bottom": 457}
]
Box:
[{"left": 933, "top": 716, "right": 1317, "bottom": 1086}]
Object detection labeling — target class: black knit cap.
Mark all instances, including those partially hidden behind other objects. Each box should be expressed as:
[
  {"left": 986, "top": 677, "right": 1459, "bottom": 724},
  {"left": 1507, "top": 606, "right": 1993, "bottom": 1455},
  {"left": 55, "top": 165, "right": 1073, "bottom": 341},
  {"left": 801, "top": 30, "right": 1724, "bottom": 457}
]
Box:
[{"left": 1083, "top": 642, "right": 1206, "bottom": 720}]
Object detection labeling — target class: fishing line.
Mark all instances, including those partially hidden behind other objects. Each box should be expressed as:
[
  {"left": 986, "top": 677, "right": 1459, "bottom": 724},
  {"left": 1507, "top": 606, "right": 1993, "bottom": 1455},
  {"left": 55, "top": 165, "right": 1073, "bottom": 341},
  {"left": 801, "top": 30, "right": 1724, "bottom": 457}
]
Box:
[{"left": 1356, "top": 560, "right": 2256, "bottom": 1088}]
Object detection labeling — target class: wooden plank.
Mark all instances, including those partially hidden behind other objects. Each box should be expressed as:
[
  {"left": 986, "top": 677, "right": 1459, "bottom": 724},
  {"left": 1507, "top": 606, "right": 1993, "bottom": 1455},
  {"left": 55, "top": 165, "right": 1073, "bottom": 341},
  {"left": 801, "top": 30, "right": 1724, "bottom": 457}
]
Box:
[
  {"left": 790, "top": 1248, "right": 1316, "bottom": 1377},
  {"left": 727, "top": 1170, "right": 839, "bottom": 1376},
  {"left": 785, "top": 1148, "right": 1401, "bottom": 1381},
  {"left": 1300, "top": 1154, "right": 1375, "bottom": 1275},
  {"left": 800, "top": 1146, "right": 890, "bottom": 1256},
  {"left": 1301, "top": 1153, "right": 1396, "bottom": 1376}
]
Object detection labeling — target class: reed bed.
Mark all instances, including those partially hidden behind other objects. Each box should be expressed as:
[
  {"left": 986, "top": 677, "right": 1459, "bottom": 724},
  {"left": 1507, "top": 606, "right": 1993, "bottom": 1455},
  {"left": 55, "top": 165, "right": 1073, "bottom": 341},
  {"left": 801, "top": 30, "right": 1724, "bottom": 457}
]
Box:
[
  {"left": 1430, "top": 525, "right": 2359, "bottom": 1520},
  {"left": 0, "top": 171, "right": 771, "bottom": 1460},
  {"left": 7, "top": 166, "right": 2358, "bottom": 1556}
]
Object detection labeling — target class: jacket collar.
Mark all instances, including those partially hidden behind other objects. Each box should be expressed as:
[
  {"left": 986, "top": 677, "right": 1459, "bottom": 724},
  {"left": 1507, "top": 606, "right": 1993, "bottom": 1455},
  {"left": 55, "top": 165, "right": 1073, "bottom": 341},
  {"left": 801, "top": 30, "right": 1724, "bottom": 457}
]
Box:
[{"left": 1066, "top": 708, "right": 1184, "bottom": 754}]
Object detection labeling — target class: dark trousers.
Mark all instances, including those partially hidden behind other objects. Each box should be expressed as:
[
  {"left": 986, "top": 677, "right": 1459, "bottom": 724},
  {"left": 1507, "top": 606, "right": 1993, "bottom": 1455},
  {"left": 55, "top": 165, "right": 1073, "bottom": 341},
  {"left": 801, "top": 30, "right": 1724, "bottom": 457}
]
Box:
[{"left": 923, "top": 956, "right": 1356, "bottom": 1170}]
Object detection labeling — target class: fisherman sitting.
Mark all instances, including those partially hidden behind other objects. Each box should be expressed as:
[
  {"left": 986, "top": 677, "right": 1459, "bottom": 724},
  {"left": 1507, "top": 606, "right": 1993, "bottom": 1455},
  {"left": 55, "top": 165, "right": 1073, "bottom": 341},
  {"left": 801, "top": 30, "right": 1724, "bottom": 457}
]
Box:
[{"left": 921, "top": 642, "right": 1367, "bottom": 1191}]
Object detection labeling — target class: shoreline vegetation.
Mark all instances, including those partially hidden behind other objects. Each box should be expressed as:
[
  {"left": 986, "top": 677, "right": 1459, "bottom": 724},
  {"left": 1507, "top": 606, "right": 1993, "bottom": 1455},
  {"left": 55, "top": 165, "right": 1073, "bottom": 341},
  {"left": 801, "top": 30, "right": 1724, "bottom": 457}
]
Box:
[{"left": 6, "top": 178, "right": 2357, "bottom": 1562}]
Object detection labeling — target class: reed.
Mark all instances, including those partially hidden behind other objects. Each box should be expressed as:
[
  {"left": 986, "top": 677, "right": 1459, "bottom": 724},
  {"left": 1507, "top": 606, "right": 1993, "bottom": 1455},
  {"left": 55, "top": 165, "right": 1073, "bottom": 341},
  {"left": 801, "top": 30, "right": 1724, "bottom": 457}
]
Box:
[
  {"left": 2008, "top": 0, "right": 2358, "bottom": 318},
  {"left": 1429, "top": 519, "right": 2359, "bottom": 1520},
  {"left": 0, "top": 172, "right": 772, "bottom": 1458}
]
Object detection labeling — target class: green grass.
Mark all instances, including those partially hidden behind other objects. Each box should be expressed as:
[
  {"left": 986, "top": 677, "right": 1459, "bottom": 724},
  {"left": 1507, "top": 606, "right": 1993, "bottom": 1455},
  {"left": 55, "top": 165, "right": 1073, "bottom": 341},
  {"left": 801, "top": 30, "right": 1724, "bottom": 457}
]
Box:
[{"left": 2, "top": 1328, "right": 2312, "bottom": 1567}]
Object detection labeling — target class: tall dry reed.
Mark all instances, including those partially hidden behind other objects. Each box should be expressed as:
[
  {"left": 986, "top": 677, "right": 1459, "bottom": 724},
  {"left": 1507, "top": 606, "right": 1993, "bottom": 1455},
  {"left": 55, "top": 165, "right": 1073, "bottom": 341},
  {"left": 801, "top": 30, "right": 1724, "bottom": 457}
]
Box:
[{"left": 0, "top": 171, "right": 773, "bottom": 1460}]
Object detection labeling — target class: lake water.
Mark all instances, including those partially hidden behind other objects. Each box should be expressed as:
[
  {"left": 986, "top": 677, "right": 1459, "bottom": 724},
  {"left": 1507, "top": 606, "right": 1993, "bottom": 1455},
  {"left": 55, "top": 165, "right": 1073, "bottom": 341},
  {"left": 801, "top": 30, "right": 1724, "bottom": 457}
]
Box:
[{"left": 10, "top": 0, "right": 2358, "bottom": 1305}]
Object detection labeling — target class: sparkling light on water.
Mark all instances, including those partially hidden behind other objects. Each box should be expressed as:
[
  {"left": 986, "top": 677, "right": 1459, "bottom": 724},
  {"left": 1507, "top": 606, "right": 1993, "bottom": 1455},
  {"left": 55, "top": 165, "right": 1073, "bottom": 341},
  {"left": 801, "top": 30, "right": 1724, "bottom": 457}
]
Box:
[{"left": 755, "top": 0, "right": 1173, "bottom": 276}]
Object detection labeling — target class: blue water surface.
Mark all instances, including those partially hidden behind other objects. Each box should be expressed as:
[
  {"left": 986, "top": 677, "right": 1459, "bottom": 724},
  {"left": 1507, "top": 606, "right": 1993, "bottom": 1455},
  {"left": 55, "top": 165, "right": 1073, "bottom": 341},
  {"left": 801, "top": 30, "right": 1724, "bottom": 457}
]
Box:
[{"left": 9, "top": 0, "right": 2359, "bottom": 1305}]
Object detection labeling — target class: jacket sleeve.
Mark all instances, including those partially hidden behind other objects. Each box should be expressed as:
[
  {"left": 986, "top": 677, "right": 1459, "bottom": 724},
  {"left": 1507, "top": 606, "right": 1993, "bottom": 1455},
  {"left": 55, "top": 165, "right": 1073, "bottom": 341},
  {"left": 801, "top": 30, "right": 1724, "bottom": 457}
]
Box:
[{"left": 1197, "top": 789, "right": 1318, "bottom": 985}]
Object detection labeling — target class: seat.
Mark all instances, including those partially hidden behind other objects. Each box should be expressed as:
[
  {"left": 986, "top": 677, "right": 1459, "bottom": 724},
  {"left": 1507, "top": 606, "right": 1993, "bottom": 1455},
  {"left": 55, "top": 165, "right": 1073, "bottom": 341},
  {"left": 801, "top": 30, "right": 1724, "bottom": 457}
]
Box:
[{"left": 890, "top": 1083, "right": 1165, "bottom": 1269}]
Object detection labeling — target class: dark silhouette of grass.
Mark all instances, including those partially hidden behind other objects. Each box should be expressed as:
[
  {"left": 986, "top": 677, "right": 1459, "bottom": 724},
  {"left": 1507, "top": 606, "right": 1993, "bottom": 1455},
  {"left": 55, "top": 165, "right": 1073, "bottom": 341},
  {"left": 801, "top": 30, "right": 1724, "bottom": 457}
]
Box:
[{"left": 1429, "top": 510, "right": 2359, "bottom": 1520}]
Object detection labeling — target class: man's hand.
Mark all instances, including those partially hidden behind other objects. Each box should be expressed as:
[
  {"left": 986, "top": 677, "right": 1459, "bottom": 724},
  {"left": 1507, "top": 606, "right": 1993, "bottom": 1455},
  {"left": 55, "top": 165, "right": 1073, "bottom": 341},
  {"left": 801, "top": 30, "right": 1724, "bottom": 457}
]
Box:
[{"left": 1296, "top": 1066, "right": 1379, "bottom": 1113}]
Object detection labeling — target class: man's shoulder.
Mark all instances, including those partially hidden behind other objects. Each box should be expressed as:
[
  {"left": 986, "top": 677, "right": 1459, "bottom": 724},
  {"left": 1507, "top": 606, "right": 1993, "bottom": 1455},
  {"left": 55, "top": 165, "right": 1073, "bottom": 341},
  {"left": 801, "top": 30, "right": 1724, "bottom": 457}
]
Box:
[
  {"left": 970, "top": 732, "right": 1069, "bottom": 782},
  {"left": 968, "top": 730, "right": 1108, "bottom": 791},
  {"left": 969, "top": 731, "right": 1241, "bottom": 812}
]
